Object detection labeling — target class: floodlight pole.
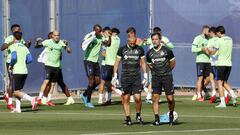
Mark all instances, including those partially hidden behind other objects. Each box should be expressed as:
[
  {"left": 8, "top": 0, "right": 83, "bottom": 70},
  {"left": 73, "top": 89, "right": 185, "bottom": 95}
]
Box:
[
  {"left": 50, "top": 0, "right": 57, "bottom": 31},
  {"left": 149, "top": 0, "right": 153, "bottom": 35},
  {"left": 2, "top": 0, "right": 10, "bottom": 92}
]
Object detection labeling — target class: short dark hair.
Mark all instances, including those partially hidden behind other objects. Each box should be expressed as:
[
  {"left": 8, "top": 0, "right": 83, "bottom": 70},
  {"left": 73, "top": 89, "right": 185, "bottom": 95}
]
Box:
[
  {"left": 11, "top": 24, "right": 21, "bottom": 31},
  {"left": 48, "top": 32, "right": 53, "bottom": 39},
  {"left": 151, "top": 32, "right": 162, "bottom": 40},
  {"left": 112, "top": 28, "right": 120, "bottom": 34},
  {"left": 153, "top": 27, "right": 161, "bottom": 33},
  {"left": 209, "top": 26, "right": 216, "bottom": 34},
  {"left": 93, "top": 24, "right": 102, "bottom": 31},
  {"left": 126, "top": 27, "right": 136, "bottom": 34},
  {"left": 13, "top": 31, "right": 22, "bottom": 40},
  {"left": 202, "top": 25, "right": 210, "bottom": 30},
  {"left": 103, "top": 26, "right": 111, "bottom": 32},
  {"left": 216, "top": 26, "right": 225, "bottom": 34}
]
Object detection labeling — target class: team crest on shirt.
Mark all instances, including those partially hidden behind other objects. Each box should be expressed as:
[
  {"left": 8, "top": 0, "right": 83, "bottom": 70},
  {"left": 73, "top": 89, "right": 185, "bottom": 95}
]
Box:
[
  {"left": 160, "top": 51, "right": 165, "bottom": 56},
  {"left": 134, "top": 50, "right": 139, "bottom": 54},
  {"left": 152, "top": 59, "right": 156, "bottom": 63},
  {"left": 124, "top": 55, "right": 128, "bottom": 59}
]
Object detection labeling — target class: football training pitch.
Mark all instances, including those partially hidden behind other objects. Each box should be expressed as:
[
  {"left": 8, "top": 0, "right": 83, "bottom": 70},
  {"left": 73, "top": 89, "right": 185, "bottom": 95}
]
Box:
[{"left": 0, "top": 96, "right": 239, "bottom": 135}]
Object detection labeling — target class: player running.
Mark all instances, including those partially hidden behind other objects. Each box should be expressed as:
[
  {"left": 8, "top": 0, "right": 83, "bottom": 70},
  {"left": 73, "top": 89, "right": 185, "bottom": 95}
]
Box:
[
  {"left": 35, "top": 32, "right": 74, "bottom": 106},
  {"left": 36, "top": 31, "right": 71, "bottom": 106},
  {"left": 8, "top": 31, "right": 36, "bottom": 113},
  {"left": 81, "top": 24, "right": 111, "bottom": 108},
  {"left": 1, "top": 24, "right": 31, "bottom": 110}
]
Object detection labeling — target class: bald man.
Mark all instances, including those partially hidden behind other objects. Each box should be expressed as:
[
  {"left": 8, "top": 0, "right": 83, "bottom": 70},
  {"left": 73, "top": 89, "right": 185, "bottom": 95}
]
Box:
[{"left": 36, "top": 31, "right": 71, "bottom": 106}]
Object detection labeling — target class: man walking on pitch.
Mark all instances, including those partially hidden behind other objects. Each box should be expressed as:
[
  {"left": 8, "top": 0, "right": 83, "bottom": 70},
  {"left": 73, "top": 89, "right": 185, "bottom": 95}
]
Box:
[
  {"left": 112, "top": 35, "right": 147, "bottom": 125},
  {"left": 146, "top": 33, "right": 176, "bottom": 126}
]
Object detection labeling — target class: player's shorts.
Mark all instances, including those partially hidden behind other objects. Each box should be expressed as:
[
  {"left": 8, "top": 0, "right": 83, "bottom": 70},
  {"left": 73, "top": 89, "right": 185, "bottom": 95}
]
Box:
[
  {"left": 210, "top": 66, "right": 217, "bottom": 79},
  {"left": 121, "top": 75, "right": 142, "bottom": 95},
  {"left": 12, "top": 74, "right": 27, "bottom": 90},
  {"left": 45, "top": 66, "right": 59, "bottom": 82},
  {"left": 101, "top": 65, "right": 114, "bottom": 81},
  {"left": 84, "top": 60, "right": 100, "bottom": 77},
  {"left": 152, "top": 75, "right": 174, "bottom": 95},
  {"left": 216, "top": 66, "right": 232, "bottom": 81},
  {"left": 196, "top": 63, "right": 211, "bottom": 77}
]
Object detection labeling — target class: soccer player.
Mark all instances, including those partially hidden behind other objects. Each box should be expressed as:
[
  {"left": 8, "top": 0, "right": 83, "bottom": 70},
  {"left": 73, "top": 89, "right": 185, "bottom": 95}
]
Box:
[
  {"left": 98, "top": 26, "right": 112, "bottom": 104},
  {"left": 142, "top": 27, "right": 174, "bottom": 104},
  {"left": 36, "top": 30, "right": 71, "bottom": 106},
  {"left": 207, "top": 27, "right": 218, "bottom": 103},
  {"left": 1, "top": 24, "right": 31, "bottom": 110},
  {"left": 191, "top": 25, "right": 210, "bottom": 101},
  {"left": 144, "top": 27, "right": 174, "bottom": 49},
  {"left": 126, "top": 27, "right": 142, "bottom": 46},
  {"left": 81, "top": 24, "right": 110, "bottom": 108},
  {"left": 207, "top": 27, "right": 230, "bottom": 103},
  {"left": 35, "top": 32, "right": 75, "bottom": 106},
  {"left": 208, "top": 26, "right": 237, "bottom": 107},
  {"left": 126, "top": 27, "right": 143, "bottom": 102},
  {"left": 8, "top": 31, "right": 36, "bottom": 113},
  {"left": 146, "top": 33, "right": 176, "bottom": 126},
  {"left": 112, "top": 35, "right": 147, "bottom": 125},
  {"left": 98, "top": 27, "right": 121, "bottom": 105}
]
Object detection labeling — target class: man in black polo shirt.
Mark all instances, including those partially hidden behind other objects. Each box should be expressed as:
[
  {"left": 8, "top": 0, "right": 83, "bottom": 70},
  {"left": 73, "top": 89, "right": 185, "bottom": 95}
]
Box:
[
  {"left": 112, "top": 36, "right": 147, "bottom": 125},
  {"left": 146, "top": 33, "right": 176, "bottom": 126}
]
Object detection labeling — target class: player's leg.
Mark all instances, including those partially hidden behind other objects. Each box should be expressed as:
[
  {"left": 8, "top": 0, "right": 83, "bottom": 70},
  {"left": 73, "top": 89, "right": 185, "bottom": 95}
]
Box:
[
  {"left": 196, "top": 76, "right": 204, "bottom": 101},
  {"left": 123, "top": 94, "right": 131, "bottom": 125},
  {"left": 146, "top": 71, "right": 153, "bottom": 104},
  {"left": 209, "top": 72, "right": 217, "bottom": 103},
  {"left": 37, "top": 66, "right": 52, "bottom": 104},
  {"left": 163, "top": 75, "right": 175, "bottom": 126},
  {"left": 82, "top": 61, "right": 95, "bottom": 107},
  {"left": 103, "top": 66, "right": 115, "bottom": 105},
  {"left": 103, "top": 81, "right": 112, "bottom": 105},
  {"left": 45, "top": 67, "right": 60, "bottom": 106},
  {"left": 222, "top": 67, "right": 237, "bottom": 106},
  {"left": 5, "top": 63, "right": 15, "bottom": 110},
  {"left": 193, "top": 63, "right": 202, "bottom": 101},
  {"left": 133, "top": 77, "right": 144, "bottom": 125},
  {"left": 12, "top": 74, "right": 36, "bottom": 112},
  {"left": 98, "top": 66, "right": 106, "bottom": 104},
  {"left": 151, "top": 75, "right": 161, "bottom": 125},
  {"left": 57, "top": 69, "right": 74, "bottom": 105},
  {"left": 216, "top": 67, "right": 226, "bottom": 108},
  {"left": 41, "top": 82, "right": 51, "bottom": 105},
  {"left": 134, "top": 93, "right": 143, "bottom": 124}
]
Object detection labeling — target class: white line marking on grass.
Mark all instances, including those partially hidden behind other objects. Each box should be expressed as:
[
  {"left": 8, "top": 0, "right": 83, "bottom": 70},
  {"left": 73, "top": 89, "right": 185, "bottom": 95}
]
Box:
[
  {"left": 1, "top": 111, "right": 240, "bottom": 119},
  {"left": 80, "top": 128, "right": 240, "bottom": 135}
]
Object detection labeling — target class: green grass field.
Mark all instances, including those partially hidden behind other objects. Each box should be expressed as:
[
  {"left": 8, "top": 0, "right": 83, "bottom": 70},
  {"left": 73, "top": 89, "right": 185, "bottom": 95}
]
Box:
[{"left": 0, "top": 96, "right": 240, "bottom": 135}]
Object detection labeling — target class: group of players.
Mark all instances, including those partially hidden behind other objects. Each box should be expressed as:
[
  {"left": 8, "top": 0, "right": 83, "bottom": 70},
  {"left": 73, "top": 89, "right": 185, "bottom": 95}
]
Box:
[
  {"left": 2, "top": 24, "right": 75, "bottom": 113},
  {"left": 81, "top": 24, "right": 176, "bottom": 125},
  {"left": 1, "top": 23, "right": 237, "bottom": 126},
  {"left": 191, "top": 25, "right": 237, "bottom": 108}
]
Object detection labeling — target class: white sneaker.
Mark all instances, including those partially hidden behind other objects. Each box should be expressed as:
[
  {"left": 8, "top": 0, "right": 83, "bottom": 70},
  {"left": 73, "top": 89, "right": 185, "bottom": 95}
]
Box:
[
  {"left": 130, "top": 96, "right": 134, "bottom": 103},
  {"left": 41, "top": 97, "right": 47, "bottom": 105},
  {"left": 158, "top": 99, "right": 163, "bottom": 103},
  {"left": 64, "top": 97, "right": 75, "bottom": 105},
  {"left": 98, "top": 99, "right": 103, "bottom": 104},
  {"left": 192, "top": 95, "right": 198, "bottom": 101},
  {"left": 11, "top": 108, "right": 21, "bottom": 113},
  {"left": 215, "top": 103, "right": 226, "bottom": 108}
]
